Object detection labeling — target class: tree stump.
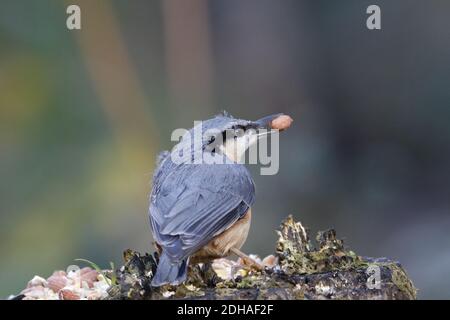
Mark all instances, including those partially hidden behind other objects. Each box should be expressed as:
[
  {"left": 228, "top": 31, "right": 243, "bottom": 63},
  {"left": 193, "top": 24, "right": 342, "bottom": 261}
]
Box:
[{"left": 106, "top": 216, "right": 416, "bottom": 300}]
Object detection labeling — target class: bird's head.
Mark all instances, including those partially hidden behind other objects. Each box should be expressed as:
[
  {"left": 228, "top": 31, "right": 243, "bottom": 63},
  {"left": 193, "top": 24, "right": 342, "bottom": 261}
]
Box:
[{"left": 202, "top": 111, "right": 293, "bottom": 162}]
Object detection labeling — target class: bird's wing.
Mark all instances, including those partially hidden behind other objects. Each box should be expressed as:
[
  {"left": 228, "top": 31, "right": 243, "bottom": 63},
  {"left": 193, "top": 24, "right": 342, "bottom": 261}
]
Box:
[{"left": 150, "top": 163, "right": 254, "bottom": 261}]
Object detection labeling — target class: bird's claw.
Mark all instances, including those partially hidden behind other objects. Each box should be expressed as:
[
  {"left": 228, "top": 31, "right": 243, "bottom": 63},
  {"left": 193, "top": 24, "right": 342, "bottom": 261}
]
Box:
[{"left": 230, "top": 247, "right": 264, "bottom": 272}]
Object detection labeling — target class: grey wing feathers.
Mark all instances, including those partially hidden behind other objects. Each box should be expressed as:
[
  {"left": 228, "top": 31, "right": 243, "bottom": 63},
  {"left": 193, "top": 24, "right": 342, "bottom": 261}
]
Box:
[{"left": 149, "top": 160, "right": 255, "bottom": 262}]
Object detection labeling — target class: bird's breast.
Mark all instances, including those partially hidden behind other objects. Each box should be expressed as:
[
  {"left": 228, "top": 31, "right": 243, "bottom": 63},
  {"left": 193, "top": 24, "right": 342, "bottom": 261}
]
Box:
[{"left": 190, "top": 209, "right": 252, "bottom": 264}]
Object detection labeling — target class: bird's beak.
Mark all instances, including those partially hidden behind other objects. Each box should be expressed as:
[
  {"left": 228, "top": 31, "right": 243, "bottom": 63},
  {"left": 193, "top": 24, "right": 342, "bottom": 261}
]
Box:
[
  {"left": 253, "top": 113, "right": 285, "bottom": 130},
  {"left": 252, "top": 113, "right": 293, "bottom": 138}
]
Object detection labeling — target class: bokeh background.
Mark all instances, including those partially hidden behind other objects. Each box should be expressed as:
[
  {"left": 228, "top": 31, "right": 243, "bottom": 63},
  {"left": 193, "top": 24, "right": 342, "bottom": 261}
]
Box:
[{"left": 1, "top": 0, "right": 449, "bottom": 299}]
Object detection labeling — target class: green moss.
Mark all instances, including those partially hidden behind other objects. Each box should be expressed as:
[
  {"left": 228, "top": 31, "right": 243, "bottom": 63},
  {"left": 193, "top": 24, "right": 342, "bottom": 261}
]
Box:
[
  {"left": 236, "top": 277, "right": 258, "bottom": 289},
  {"left": 389, "top": 263, "right": 417, "bottom": 299},
  {"left": 174, "top": 284, "right": 204, "bottom": 298}
]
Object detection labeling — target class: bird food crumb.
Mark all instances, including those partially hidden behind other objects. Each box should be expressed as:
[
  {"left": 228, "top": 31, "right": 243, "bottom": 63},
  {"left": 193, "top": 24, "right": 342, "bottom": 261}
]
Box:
[{"left": 15, "top": 267, "right": 110, "bottom": 300}]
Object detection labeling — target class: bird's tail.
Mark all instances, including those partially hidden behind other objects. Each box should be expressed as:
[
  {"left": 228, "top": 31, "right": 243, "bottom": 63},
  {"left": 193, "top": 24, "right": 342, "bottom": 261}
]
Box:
[{"left": 151, "top": 252, "right": 188, "bottom": 287}]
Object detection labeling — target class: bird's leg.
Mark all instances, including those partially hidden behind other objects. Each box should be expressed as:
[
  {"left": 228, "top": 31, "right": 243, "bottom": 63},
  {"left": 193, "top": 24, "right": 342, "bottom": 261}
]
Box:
[{"left": 230, "top": 247, "right": 264, "bottom": 271}]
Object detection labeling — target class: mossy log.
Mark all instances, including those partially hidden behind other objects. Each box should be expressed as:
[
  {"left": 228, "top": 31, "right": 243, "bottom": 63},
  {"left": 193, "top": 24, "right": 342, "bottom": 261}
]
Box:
[{"left": 106, "top": 216, "right": 416, "bottom": 300}]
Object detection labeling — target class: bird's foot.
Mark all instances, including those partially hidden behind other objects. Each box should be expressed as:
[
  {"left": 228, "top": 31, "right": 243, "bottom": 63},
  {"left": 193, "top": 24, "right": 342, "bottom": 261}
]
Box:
[
  {"left": 187, "top": 262, "right": 219, "bottom": 288},
  {"left": 200, "top": 262, "right": 220, "bottom": 287},
  {"left": 230, "top": 247, "right": 264, "bottom": 272}
]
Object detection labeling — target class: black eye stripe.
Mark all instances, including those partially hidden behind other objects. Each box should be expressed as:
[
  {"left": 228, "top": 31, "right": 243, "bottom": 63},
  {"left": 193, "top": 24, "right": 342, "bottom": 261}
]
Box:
[{"left": 231, "top": 124, "right": 251, "bottom": 131}]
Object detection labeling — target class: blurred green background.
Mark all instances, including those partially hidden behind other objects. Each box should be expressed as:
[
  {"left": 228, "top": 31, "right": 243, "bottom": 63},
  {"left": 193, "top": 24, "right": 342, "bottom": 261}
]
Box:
[{"left": 1, "top": 0, "right": 449, "bottom": 299}]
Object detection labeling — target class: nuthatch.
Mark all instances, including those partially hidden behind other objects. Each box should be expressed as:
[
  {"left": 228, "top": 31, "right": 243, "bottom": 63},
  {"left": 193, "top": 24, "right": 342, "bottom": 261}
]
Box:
[{"left": 149, "top": 112, "right": 293, "bottom": 286}]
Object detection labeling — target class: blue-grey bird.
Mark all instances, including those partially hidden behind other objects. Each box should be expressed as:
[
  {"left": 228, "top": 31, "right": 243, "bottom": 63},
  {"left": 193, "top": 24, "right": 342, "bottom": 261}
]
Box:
[{"left": 149, "top": 112, "right": 293, "bottom": 286}]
